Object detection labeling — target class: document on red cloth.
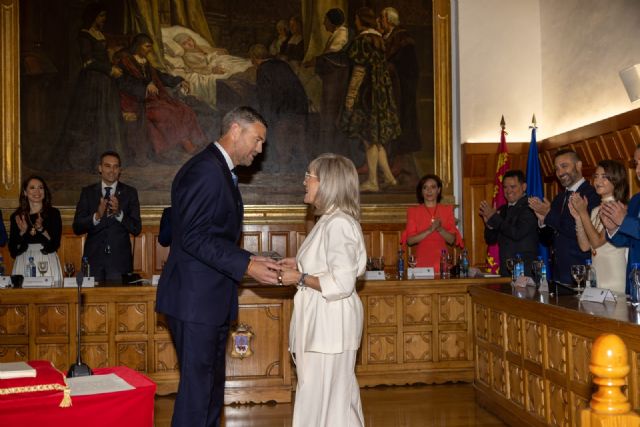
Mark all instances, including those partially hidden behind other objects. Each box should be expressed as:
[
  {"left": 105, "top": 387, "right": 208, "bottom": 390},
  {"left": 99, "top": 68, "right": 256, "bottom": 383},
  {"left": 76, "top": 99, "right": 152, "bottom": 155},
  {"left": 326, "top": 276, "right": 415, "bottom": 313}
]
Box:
[{"left": 0, "top": 366, "right": 156, "bottom": 427}]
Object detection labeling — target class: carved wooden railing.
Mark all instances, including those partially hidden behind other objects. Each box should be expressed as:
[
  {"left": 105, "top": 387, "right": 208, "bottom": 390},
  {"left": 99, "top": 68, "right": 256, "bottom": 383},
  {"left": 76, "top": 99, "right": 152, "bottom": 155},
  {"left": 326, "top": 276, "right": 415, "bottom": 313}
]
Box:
[{"left": 580, "top": 333, "right": 640, "bottom": 427}]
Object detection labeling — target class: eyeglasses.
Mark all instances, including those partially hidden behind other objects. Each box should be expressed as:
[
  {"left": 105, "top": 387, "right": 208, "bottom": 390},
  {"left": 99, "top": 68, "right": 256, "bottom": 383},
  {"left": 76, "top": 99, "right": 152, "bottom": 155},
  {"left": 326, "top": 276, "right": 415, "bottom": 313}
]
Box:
[{"left": 304, "top": 172, "right": 318, "bottom": 180}]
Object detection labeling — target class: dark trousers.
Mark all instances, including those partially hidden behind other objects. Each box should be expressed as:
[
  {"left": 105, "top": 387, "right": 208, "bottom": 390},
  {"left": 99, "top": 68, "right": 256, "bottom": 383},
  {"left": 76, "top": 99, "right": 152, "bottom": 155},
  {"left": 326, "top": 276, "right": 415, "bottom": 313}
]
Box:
[{"left": 166, "top": 315, "right": 229, "bottom": 427}]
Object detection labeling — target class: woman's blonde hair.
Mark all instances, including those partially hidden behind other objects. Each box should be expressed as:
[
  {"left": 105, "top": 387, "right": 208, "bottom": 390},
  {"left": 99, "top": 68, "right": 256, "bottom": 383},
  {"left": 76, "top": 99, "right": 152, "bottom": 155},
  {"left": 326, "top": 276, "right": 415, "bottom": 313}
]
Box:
[{"left": 309, "top": 153, "right": 360, "bottom": 219}]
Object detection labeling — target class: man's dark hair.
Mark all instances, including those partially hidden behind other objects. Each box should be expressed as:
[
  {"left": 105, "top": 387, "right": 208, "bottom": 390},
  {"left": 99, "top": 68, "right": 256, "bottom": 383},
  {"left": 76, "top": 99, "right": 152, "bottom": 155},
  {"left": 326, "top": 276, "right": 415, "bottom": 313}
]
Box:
[
  {"left": 221, "top": 106, "right": 268, "bottom": 135},
  {"left": 553, "top": 148, "right": 580, "bottom": 163},
  {"left": 100, "top": 151, "right": 121, "bottom": 165},
  {"left": 503, "top": 169, "right": 526, "bottom": 184}
]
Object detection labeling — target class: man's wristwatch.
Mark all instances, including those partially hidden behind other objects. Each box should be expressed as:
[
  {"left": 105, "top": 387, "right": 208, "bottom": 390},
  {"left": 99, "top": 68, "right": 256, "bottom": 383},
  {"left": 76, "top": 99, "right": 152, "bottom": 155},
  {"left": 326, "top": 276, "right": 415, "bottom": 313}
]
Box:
[{"left": 298, "top": 273, "right": 308, "bottom": 288}]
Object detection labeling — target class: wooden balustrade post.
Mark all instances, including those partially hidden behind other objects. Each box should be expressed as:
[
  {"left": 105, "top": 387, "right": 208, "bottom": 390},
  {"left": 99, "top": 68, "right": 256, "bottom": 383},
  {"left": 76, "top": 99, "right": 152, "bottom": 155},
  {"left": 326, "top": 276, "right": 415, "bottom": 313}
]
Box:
[{"left": 580, "top": 333, "right": 640, "bottom": 427}]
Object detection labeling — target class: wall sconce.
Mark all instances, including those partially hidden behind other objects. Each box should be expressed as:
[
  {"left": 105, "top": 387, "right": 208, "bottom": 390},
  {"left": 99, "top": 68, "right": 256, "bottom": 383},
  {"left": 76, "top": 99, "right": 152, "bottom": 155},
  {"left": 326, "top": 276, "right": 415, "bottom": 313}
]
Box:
[{"left": 619, "top": 64, "right": 640, "bottom": 103}]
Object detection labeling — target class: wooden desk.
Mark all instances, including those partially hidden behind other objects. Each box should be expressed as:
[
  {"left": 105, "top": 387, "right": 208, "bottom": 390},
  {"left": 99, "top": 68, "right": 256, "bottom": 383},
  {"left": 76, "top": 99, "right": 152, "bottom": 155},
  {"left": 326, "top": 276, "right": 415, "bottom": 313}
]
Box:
[
  {"left": 0, "top": 277, "right": 509, "bottom": 403},
  {"left": 470, "top": 284, "right": 640, "bottom": 427}
]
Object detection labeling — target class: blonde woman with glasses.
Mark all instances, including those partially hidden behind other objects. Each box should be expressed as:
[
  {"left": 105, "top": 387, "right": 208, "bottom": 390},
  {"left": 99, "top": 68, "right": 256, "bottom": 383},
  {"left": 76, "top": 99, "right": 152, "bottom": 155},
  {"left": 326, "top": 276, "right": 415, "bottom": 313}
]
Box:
[{"left": 278, "top": 153, "right": 366, "bottom": 427}]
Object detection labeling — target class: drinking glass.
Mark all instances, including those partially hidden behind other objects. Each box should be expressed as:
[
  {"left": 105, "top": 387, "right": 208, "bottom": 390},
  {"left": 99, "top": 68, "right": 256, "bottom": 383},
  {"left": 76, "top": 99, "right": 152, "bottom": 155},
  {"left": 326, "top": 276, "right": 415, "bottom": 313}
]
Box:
[
  {"left": 571, "top": 264, "right": 586, "bottom": 294},
  {"left": 407, "top": 254, "right": 417, "bottom": 269},
  {"left": 378, "top": 257, "right": 385, "bottom": 272},
  {"left": 64, "top": 262, "right": 75, "bottom": 278},
  {"left": 366, "top": 257, "right": 374, "bottom": 271},
  {"left": 37, "top": 261, "right": 49, "bottom": 277}
]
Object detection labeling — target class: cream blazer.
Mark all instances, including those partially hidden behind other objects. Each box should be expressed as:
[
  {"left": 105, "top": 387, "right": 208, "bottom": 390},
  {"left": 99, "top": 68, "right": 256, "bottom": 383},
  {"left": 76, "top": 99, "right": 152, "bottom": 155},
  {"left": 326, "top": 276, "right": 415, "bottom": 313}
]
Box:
[{"left": 290, "top": 209, "right": 367, "bottom": 357}]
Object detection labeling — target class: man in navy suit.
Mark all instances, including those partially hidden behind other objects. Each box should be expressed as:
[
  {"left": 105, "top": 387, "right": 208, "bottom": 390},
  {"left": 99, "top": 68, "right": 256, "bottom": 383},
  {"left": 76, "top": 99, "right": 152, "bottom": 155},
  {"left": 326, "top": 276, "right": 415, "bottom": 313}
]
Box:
[
  {"left": 73, "top": 151, "right": 141, "bottom": 283},
  {"left": 156, "top": 106, "right": 280, "bottom": 427},
  {"left": 529, "top": 149, "right": 599, "bottom": 284},
  {"left": 603, "top": 144, "right": 640, "bottom": 296}
]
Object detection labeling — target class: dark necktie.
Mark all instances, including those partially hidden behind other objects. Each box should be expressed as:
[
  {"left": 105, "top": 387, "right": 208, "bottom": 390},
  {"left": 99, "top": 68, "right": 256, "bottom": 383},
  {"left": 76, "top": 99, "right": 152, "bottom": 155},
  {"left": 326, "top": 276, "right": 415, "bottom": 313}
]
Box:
[{"left": 104, "top": 186, "right": 112, "bottom": 199}]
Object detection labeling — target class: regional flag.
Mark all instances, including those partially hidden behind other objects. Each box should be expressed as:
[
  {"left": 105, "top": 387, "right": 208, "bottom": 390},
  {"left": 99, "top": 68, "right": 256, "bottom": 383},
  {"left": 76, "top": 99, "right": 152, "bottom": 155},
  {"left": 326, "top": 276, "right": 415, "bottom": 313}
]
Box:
[{"left": 487, "top": 118, "right": 510, "bottom": 273}]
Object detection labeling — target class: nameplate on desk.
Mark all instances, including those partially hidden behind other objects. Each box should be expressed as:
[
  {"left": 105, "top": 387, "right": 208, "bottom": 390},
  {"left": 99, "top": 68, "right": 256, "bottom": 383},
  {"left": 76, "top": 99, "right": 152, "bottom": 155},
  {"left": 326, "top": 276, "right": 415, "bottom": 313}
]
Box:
[
  {"left": 407, "top": 267, "right": 435, "bottom": 279},
  {"left": 151, "top": 275, "right": 160, "bottom": 286},
  {"left": 579, "top": 287, "right": 617, "bottom": 303},
  {"left": 364, "top": 271, "right": 386, "bottom": 281},
  {"left": 0, "top": 276, "right": 10, "bottom": 288},
  {"left": 22, "top": 277, "right": 52, "bottom": 288},
  {"left": 63, "top": 277, "right": 95, "bottom": 288}
]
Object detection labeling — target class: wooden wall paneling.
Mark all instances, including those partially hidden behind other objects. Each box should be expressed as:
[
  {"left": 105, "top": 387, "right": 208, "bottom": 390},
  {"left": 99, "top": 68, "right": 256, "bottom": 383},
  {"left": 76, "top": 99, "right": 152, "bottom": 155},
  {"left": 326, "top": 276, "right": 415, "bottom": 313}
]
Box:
[{"left": 461, "top": 179, "right": 492, "bottom": 270}]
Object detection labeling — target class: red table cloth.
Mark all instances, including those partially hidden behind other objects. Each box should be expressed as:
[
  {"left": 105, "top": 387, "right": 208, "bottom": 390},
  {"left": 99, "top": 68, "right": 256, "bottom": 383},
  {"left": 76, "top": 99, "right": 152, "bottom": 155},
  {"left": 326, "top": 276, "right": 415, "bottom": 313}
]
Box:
[{"left": 0, "top": 365, "right": 156, "bottom": 427}]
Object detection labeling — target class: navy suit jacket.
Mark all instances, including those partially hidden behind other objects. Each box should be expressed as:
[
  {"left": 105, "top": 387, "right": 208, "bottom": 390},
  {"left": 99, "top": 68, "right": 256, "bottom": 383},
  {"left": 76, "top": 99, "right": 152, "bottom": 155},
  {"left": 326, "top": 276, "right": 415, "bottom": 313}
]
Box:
[
  {"left": 156, "top": 144, "right": 251, "bottom": 326},
  {"left": 541, "top": 180, "right": 600, "bottom": 284},
  {"left": 72, "top": 181, "right": 141, "bottom": 279},
  {"left": 607, "top": 192, "right": 640, "bottom": 295}
]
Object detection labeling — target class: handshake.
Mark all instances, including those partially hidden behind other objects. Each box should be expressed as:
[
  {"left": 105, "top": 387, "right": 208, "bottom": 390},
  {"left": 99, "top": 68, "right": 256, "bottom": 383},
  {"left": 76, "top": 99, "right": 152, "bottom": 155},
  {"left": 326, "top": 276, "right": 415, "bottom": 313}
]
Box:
[{"left": 246, "top": 252, "right": 303, "bottom": 287}]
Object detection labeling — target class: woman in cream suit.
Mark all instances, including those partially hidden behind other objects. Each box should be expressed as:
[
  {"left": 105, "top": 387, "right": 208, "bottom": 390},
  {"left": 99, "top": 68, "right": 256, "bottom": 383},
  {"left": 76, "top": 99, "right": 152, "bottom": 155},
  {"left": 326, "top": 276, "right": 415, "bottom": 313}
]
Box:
[{"left": 279, "top": 153, "right": 367, "bottom": 427}]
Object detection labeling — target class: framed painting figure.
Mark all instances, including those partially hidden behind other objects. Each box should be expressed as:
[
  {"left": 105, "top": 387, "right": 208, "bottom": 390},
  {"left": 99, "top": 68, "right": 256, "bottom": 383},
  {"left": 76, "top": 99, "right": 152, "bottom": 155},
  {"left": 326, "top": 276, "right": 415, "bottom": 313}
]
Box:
[{"left": 1, "top": 0, "right": 452, "bottom": 206}]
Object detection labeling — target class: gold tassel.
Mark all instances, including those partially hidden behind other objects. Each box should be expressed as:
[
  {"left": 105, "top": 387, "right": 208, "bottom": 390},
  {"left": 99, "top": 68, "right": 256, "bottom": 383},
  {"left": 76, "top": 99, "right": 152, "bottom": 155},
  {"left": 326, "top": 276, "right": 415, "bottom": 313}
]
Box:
[{"left": 59, "top": 386, "right": 72, "bottom": 407}]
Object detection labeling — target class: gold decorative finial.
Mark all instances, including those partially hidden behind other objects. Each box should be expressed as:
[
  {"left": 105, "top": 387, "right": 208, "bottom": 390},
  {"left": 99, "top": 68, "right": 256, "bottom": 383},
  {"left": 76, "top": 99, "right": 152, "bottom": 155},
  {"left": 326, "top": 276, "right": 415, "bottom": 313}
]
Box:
[
  {"left": 530, "top": 114, "right": 538, "bottom": 129},
  {"left": 500, "top": 115, "right": 505, "bottom": 129}
]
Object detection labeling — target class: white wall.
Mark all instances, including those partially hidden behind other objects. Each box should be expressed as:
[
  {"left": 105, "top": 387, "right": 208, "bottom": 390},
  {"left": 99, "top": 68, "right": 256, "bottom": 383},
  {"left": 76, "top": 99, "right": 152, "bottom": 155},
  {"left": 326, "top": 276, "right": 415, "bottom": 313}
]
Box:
[
  {"left": 457, "top": 0, "right": 640, "bottom": 142},
  {"left": 458, "top": 0, "right": 542, "bottom": 142},
  {"left": 540, "top": 0, "right": 640, "bottom": 135}
]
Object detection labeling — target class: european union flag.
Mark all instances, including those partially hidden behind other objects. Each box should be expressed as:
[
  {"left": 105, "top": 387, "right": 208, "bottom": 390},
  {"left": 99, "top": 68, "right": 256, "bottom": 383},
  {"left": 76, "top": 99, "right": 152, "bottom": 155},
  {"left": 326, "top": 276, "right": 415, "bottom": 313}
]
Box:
[{"left": 526, "top": 125, "right": 550, "bottom": 272}]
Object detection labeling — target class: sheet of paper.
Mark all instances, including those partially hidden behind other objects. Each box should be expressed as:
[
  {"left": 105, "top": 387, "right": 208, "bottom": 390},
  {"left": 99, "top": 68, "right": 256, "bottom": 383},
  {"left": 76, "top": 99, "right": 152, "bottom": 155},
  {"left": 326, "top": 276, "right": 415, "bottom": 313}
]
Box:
[
  {"left": 67, "top": 373, "right": 135, "bottom": 396},
  {"left": 0, "top": 361, "right": 37, "bottom": 379}
]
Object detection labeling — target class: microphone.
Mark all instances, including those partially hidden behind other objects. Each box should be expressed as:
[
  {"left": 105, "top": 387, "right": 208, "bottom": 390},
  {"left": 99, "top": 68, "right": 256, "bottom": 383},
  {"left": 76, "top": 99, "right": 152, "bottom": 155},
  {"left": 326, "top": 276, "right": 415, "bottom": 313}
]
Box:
[{"left": 67, "top": 270, "right": 93, "bottom": 377}]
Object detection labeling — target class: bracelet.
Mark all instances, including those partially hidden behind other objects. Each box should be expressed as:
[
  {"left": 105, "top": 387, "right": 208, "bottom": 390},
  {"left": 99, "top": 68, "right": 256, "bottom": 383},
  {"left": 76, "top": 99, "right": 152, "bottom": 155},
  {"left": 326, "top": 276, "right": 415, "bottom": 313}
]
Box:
[{"left": 298, "top": 273, "right": 308, "bottom": 288}]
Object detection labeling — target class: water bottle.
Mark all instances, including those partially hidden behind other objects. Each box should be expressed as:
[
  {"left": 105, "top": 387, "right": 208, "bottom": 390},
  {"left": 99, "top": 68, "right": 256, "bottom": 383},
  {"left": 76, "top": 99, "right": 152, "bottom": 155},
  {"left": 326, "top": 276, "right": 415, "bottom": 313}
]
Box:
[
  {"left": 514, "top": 253, "right": 524, "bottom": 279},
  {"left": 0, "top": 254, "right": 4, "bottom": 276},
  {"left": 29, "top": 256, "right": 36, "bottom": 278},
  {"left": 539, "top": 258, "right": 548, "bottom": 289},
  {"left": 460, "top": 249, "right": 470, "bottom": 278},
  {"left": 440, "top": 249, "right": 450, "bottom": 279},
  {"left": 397, "top": 247, "right": 405, "bottom": 280},
  {"left": 82, "top": 256, "right": 90, "bottom": 277},
  {"left": 585, "top": 259, "right": 597, "bottom": 288}
]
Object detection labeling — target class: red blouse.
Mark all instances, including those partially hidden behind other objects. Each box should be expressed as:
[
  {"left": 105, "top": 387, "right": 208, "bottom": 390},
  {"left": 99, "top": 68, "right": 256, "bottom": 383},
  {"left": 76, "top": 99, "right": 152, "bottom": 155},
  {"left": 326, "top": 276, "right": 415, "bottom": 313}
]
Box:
[{"left": 403, "top": 204, "right": 463, "bottom": 272}]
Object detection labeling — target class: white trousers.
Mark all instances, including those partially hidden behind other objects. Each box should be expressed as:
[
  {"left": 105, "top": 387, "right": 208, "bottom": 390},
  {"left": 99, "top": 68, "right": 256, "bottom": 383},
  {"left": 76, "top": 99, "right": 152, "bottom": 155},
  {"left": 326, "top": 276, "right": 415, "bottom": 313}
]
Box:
[{"left": 292, "top": 350, "right": 364, "bottom": 427}]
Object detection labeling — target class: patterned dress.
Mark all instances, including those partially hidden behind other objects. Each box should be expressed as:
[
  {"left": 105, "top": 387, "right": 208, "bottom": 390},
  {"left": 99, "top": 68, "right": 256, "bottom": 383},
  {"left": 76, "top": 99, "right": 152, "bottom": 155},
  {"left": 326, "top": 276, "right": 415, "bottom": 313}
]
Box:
[{"left": 340, "top": 30, "right": 401, "bottom": 146}]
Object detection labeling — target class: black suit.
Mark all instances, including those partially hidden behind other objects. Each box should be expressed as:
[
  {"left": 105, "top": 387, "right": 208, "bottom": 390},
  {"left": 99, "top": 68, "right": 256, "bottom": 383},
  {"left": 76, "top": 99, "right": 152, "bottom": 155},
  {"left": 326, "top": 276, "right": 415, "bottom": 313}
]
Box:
[
  {"left": 540, "top": 180, "right": 600, "bottom": 284},
  {"left": 484, "top": 196, "right": 539, "bottom": 277},
  {"left": 156, "top": 143, "right": 251, "bottom": 427},
  {"left": 72, "top": 182, "right": 141, "bottom": 282}
]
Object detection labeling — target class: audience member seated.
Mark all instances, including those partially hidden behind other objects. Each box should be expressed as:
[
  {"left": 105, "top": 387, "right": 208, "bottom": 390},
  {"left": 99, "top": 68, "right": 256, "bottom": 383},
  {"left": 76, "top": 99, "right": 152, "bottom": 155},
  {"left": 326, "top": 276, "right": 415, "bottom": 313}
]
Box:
[
  {"left": 403, "top": 174, "right": 463, "bottom": 274},
  {"left": 9, "top": 176, "right": 63, "bottom": 286},
  {"left": 479, "top": 170, "right": 539, "bottom": 277}
]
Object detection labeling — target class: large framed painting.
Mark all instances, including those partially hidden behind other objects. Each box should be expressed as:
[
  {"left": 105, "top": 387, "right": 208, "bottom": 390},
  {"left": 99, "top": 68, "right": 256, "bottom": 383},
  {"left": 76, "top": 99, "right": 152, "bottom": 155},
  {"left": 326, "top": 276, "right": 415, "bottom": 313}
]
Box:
[{"left": 0, "top": 0, "right": 452, "bottom": 207}]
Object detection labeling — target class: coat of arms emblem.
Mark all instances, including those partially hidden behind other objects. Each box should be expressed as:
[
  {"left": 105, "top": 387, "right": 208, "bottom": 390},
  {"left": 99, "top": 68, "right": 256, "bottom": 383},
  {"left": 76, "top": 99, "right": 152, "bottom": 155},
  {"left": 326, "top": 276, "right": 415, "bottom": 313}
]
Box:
[{"left": 231, "top": 323, "right": 254, "bottom": 359}]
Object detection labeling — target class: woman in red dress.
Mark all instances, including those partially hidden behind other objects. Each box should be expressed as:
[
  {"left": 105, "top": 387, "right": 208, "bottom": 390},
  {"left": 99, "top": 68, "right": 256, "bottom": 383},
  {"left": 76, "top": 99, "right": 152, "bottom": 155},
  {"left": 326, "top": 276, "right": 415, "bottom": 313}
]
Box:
[{"left": 404, "top": 174, "right": 463, "bottom": 272}]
